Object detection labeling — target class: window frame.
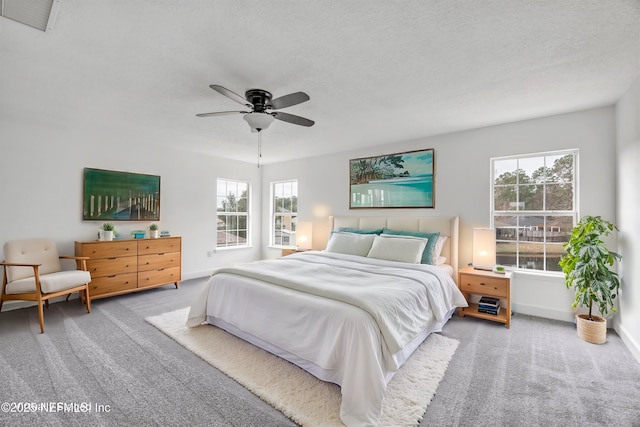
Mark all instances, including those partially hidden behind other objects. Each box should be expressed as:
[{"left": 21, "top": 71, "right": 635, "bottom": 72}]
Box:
[
  {"left": 490, "top": 149, "right": 579, "bottom": 273},
  {"left": 216, "top": 178, "right": 250, "bottom": 250},
  {"left": 270, "top": 179, "right": 298, "bottom": 249}
]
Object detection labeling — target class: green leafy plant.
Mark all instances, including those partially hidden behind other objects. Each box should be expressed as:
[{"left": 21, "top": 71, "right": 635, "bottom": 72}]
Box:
[
  {"left": 559, "top": 216, "right": 621, "bottom": 321},
  {"left": 149, "top": 224, "right": 159, "bottom": 231},
  {"left": 100, "top": 222, "right": 115, "bottom": 231}
]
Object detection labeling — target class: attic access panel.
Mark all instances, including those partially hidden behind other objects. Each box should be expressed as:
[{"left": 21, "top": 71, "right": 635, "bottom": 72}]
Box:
[{"left": 1, "top": 0, "right": 59, "bottom": 32}]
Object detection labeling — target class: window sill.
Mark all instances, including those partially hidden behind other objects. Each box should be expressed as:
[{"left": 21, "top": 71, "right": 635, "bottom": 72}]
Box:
[
  {"left": 214, "top": 245, "right": 253, "bottom": 252},
  {"left": 510, "top": 269, "right": 564, "bottom": 282}
]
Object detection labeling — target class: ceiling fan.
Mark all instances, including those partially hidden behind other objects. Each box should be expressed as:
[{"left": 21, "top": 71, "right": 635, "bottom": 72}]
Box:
[{"left": 197, "top": 85, "right": 314, "bottom": 132}]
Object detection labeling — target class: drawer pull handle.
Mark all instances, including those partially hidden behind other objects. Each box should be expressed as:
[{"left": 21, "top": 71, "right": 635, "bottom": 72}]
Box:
[
  {"left": 158, "top": 253, "right": 165, "bottom": 255},
  {"left": 108, "top": 257, "right": 116, "bottom": 260},
  {"left": 108, "top": 275, "right": 116, "bottom": 278}
]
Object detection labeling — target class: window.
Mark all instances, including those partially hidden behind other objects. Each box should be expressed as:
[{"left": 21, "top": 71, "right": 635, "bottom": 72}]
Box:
[
  {"left": 271, "top": 180, "right": 298, "bottom": 248},
  {"left": 216, "top": 178, "right": 249, "bottom": 248},
  {"left": 491, "top": 150, "right": 578, "bottom": 272}
]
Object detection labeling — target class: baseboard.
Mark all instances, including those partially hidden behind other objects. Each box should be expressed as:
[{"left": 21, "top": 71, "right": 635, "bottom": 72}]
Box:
[
  {"left": 511, "top": 302, "right": 576, "bottom": 324},
  {"left": 181, "top": 270, "right": 213, "bottom": 281},
  {"left": 2, "top": 273, "right": 210, "bottom": 313},
  {"left": 615, "top": 323, "right": 640, "bottom": 364}
]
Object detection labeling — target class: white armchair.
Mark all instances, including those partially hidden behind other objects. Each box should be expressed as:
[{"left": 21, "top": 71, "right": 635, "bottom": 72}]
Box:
[{"left": 0, "top": 239, "right": 92, "bottom": 333}]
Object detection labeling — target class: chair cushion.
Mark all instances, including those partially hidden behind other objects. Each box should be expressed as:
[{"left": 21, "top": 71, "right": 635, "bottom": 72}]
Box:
[
  {"left": 6, "top": 270, "right": 91, "bottom": 294},
  {"left": 4, "top": 239, "right": 62, "bottom": 282}
]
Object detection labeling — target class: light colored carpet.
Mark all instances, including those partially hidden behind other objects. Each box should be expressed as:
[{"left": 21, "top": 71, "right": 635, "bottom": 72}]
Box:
[{"left": 146, "top": 307, "right": 459, "bottom": 427}]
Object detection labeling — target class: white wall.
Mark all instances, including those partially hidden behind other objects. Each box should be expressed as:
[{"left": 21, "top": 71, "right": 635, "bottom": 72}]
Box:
[
  {"left": 261, "top": 106, "right": 617, "bottom": 323},
  {"left": 2, "top": 101, "right": 626, "bottom": 334},
  {"left": 616, "top": 76, "right": 640, "bottom": 362},
  {"left": 0, "top": 115, "right": 263, "bottom": 303}
]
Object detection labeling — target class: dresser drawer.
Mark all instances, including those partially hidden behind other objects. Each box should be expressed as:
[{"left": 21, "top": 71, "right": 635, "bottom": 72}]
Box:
[
  {"left": 86, "top": 256, "right": 137, "bottom": 278},
  {"left": 138, "top": 267, "right": 181, "bottom": 288},
  {"left": 459, "top": 273, "right": 508, "bottom": 297},
  {"left": 77, "top": 241, "right": 137, "bottom": 258},
  {"left": 75, "top": 237, "right": 181, "bottom": 299},
  {"left": 138, "top": 252, "right": 181, "bottom": 272},
  {"left": 88, "top": 273, "right": 137, "bottom": 296},
  {"left": 138, "top": 237, "right": 181, "bottom": 255}
]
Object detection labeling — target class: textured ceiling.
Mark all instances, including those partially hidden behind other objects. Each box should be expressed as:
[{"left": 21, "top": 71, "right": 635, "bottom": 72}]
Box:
[{"left": 1, "top": 0, "right": 639, "bottom": 164}]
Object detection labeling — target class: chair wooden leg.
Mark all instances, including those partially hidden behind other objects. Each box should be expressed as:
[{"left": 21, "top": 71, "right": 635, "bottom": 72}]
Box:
[
  {"left": 45, "top": 300, "right": 49, "bottom": 309},
  {"left": 85, "top": 289, "right": 91, "bottom": 313},
  {"left": 37, "top": 298, "right": 45, "bottom": 334}
]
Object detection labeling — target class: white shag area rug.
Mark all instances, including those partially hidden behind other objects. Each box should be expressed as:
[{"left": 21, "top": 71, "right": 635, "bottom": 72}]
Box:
[{"left": 146, "top": 307, "right": 459, "bottom": 427}]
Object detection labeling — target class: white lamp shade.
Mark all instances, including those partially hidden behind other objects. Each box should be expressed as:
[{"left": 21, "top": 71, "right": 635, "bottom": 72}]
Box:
[
  {"left": 296, "top": 221, "right": 313, "bottom": 251},
  {"left": 243, "top": 112, "right": 274, "bottom": 131},
  {"left": 473, "top": 228, "right": 496, "bottom": 270}
]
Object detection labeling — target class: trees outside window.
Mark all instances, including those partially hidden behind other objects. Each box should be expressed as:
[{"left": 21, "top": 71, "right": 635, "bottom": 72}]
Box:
[
  {"left": 217, "top": 179, "right": 249, "bottom": 248},
  {"left": 492, "top": 150, "right": 578, "bottom": 272},
  {"left": 271, "top": 180, "right": 298, "bottom": 248}
]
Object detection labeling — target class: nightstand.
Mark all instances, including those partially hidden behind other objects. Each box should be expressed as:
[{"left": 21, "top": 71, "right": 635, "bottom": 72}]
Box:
[
  {"left": 281, "top": 249, "right": 308, "bottom": 256},
  {"left": 458, "top": 266, "right": 511, "bottom": 328}
]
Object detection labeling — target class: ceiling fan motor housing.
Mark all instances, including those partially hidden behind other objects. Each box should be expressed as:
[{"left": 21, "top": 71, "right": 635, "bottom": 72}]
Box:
[{"left": 245, "top": 89, "right": 272, "bottom": 112}]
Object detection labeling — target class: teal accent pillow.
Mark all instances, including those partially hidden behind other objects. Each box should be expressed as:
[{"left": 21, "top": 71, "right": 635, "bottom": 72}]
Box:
[
  {"left": 381, "top": 228, "right": 440, "bottom": 265},
  {"left": 337, "top": 227, "right": 384, "bottom": 235}
]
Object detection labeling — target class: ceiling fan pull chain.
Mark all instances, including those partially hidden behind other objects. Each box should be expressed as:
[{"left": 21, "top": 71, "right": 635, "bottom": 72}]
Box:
[{"left": 257, "top": 130, "right": 262, "bottom": 168}]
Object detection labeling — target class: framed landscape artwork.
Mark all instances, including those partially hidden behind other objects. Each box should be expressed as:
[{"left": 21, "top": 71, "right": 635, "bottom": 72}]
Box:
[
  {"left": 83, "top": 168, "right": 160, "bottom": 221},
  {"left": 349, "top": 148, "right": 435, "bottom": 209}
]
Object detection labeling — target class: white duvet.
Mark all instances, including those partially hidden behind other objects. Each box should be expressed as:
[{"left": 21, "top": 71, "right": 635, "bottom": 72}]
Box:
[{"left": 187, "top": 251, "right": 467, "bottom": 427}]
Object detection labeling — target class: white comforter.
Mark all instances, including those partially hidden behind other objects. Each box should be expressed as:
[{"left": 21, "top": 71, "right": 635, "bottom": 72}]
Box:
[{"left": 187, "top": 251, "right": 467, "bottom": 427}]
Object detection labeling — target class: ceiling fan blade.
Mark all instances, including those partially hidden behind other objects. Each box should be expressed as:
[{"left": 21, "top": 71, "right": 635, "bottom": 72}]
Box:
[
  {"left": 272, "top": 111, "right": 315, "bottom": 127},
  {"left": 210, "top": 85, "right": 253, "bottom": 108},
  {"left": 196, "top": 111, "right": 248, "bottom": 117},
  {"left": 270, "top": 92, "right": 310, "bottom": 110}
]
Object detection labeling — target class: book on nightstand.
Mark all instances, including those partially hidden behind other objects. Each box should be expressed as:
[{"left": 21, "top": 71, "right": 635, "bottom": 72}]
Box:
[
  {"left": 478, "top": 306, "right": 501, "bottom": 315},
  {"left": 478, "top": 296, "right": 501, "bottom": 315}
]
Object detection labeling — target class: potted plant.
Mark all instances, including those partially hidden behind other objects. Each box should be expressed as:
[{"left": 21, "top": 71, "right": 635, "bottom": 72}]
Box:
[
  {"left": 100, "top": 223, "right": 115, "bottom": 241},
  {"left": 559, "top": 216, "right": 621, "bottom": 344},
  {"left": 149, "top": 223, "right": 159, "bottom": 239}
]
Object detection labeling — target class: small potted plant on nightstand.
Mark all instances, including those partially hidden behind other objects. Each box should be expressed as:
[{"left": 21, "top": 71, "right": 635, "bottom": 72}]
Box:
[
  {"left": 100, "top": 223, "right": 115, "bottom": 241},
  {"left": 559, "top": 216, "right": 621, "bottom": 344},
  {"left": 149, "top": 223, "right": 159, "bottom": 239}
]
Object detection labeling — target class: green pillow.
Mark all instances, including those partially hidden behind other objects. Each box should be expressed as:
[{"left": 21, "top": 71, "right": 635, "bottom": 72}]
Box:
[
  {"left": 336, "top": 227, "right": 384, "bottom": 235},
  {"left": 381, "top": 228, "right": 440, "bottom": 265}
]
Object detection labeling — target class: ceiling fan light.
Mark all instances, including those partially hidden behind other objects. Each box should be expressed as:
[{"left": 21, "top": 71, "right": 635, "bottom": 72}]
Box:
[{"left": 243, "top": 112, "right": 274, "bottom": 132}]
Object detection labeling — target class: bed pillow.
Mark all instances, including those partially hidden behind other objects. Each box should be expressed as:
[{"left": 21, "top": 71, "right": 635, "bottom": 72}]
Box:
[
  {"left": 325, "top": 232, "right": 376, "bottom": 257},
  {"left": 434, "top": 256, "right": 447, "bottom": 266},
  {"left": 366, "top": 234, "right": 428, "bottom": 264},
  {"left": 433, "top": 235, "right": 448, "bottom": 263},
  {"left": 336, "top": 227, "right": 384, "bottom": 235},
  {"left": 381, "top": 228, "right": 440, "bottom": 265}
]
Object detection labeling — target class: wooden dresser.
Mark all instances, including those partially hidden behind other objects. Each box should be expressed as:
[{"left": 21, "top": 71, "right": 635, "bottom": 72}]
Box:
[{"left": 75, "top": 237, "right": 181, "bottom": 299}]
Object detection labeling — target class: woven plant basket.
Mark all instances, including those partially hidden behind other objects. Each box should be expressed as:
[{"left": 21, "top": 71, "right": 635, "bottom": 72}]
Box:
[{"left": 576, "top": 314, "right": 607, "bottom": 344}]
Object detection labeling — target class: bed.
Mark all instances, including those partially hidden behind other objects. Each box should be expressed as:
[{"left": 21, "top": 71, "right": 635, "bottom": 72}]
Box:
[{"left": 187, "top": 216, "right": 467, "bottom": 426}]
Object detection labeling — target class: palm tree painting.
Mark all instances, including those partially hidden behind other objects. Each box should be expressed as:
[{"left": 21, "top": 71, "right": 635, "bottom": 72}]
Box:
[{"left": 349, "top": 149, "right": 434, "bottom": 208}]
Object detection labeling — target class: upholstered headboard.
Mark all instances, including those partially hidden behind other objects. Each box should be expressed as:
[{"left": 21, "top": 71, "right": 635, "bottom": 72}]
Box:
[{"left": 329, "top": 216, "right": 459, "bottom": 273}]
